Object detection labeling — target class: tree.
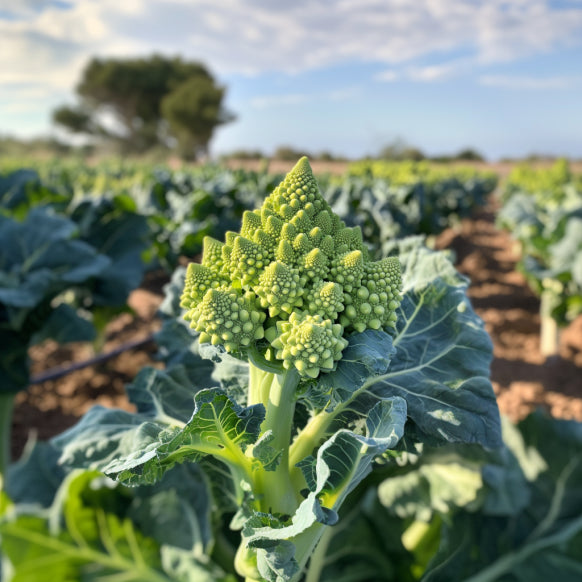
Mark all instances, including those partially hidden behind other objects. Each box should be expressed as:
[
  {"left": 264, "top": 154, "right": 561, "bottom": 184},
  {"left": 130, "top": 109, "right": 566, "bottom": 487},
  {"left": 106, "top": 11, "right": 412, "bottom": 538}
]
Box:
[
  {"left": 161, "top": 77, "right": 234, "bottom": 160},
  {"left": 52, "top": 55, "right": 234, "bottom": 158},
  {"left": 378, "top": 139, "right": 425, "bottom": 161},
  {"left": 52, "top": 106, "right": 94, "bottom": 135},
  {"left": 454, "top": 148, "right": 485, "bottom": 162},
  {"left": 273, "top": 145, "right": 312, "bottom": 161}
]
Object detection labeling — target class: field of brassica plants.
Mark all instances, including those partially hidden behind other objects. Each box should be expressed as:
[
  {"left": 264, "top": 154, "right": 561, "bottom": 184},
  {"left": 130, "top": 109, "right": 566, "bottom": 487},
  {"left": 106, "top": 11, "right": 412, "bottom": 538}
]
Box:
[{"left": 0, "top": 157, "right": 581, "bottom": 582}]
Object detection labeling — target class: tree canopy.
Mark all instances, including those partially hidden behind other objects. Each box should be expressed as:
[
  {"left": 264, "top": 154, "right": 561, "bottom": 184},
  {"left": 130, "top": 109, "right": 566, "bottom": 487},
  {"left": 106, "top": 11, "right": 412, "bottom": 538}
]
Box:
[{"left": 53, "top": 55, "right": 235, "bottom": 158}]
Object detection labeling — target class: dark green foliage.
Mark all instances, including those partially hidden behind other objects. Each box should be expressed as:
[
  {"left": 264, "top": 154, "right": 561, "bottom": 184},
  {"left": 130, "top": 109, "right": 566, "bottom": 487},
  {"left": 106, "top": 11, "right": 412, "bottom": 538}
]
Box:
[
  {"left": 162, "top": 77, "right": 235, "bottom": 160},
  {"left": 0, "top": 208, "right": 108, "bottom": 392},
  {"left": 52, "top": 105, "right": 94, "bottom": 135},
  {"left": 1, "top": 469, "right": 235, "bottom": 582},
  {"left": 53, "top": 55, "right": 235, "bottom": 157},
  {"left": 498, "top": 161, "right": 582, "bottom": 325},
  {"left": 4, "top": 159, "right": 557, "bottom": 582},
  {"left": 322, "top": 165, "right": 496, "bottom": 254}
]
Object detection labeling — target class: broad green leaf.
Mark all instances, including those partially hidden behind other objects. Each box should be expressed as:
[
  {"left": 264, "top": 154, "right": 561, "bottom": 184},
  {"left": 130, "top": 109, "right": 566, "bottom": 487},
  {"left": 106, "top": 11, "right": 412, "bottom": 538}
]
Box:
[
  {"left": 378, "top": 459, "right": 483, "bottom": 522},
  {"left": 0, "top": 471, "right": 169, "bottom": 582},
  {"left": 0, "top": 270, "right": 55, "bottom": 310},
  {"left": 1, "top": 469, "right": 233, "bottom": 582},
  {"left": 310, "top": 329, "right": 395, "bottom": 410},
  {"left": 129, "top": 464, "right": 214, "bottom": 554},
  {"left": 69, "top": 197, "right": 151, "bottom": 306},
  {"left": 198, "top": 343, "right": 250, "bottom": 405},
  {"left": 103, "top": 388, "right": 265, "bottom": 486},
  {"left": 480, "top": 416, "right": 536, "bottom": 516},
  {"left": 60, "top": 409, "right": 170, "bottom": 473},
  {"left": 154, "top": 321, "right": 219, "bottom": 388},
  {"left": 54, "top": 366, "right": 206, "bottom": 470},
  {"left": 6, "top": 441, "right": 65, "bottom": 507},
  {"left": 0, "top": 169, "right": 41, "bottom": 210},
  {"left": 0, "top": 208, "right": 109, "bottom": 339},
  {"left": 30, "top": 303, "right": 95, "bottom": 345},
  {"left": 315, "top": 491, "right": 417, "bottom": 582},
  {"left": 368, "top": 240, "right": 501, "bottom": 448},
  {"left": 0, "top": 169, "right": 70, "bottom": 215},
  {"left": 422, "top": 412, "right": 582, "bottom": 582},
  {"left": 126, "top": 366, "right": 212, "bottom": 424},
  {"left": 160, "top": 546, "right": 238, "bottom": 582}
]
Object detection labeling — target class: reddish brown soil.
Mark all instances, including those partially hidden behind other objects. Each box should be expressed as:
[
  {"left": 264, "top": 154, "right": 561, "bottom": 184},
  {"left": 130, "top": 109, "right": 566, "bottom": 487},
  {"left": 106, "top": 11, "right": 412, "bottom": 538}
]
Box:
[
  {"left": 10, "top": 200, "right": 582, "bottom": 460},
  {"left": 11, "top": 285, "right": 165, "bottom": 460},
  {"left": 436, "top": 200, "right": 582, "bottom": 422}
]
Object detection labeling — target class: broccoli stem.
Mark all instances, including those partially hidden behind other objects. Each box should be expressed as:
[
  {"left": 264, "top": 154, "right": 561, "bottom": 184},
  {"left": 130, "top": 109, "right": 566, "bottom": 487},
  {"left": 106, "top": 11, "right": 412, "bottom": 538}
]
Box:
[
  {"left": 234, "top": 541, "right": 261, "bottom": 581},
  {"left": 0, "top": 393, "right": 14, "bottom": 492},
  {"left": 247, "top": 363, "right": 301, "bottom": 515},
  {"left": 540, "top": 288, "right": 560, "bottom": 357},
  {"left": 263, "top": 367, "right": 301, "bottom": 515},
  {"left": 289, "top": 408, "right": 334, "bottom": 468}
]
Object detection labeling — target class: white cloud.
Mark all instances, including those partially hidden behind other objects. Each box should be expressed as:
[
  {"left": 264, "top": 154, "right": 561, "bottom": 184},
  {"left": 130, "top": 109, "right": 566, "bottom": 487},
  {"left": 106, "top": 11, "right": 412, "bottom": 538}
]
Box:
[
  {"left": 402, "top": 54, "right": 482, "bottom": 82},
  {"left": 479, "top": 75, "right": 581, "bottom": 89},
  {"left": 374, "top": 70, "right": 399, "bottom": 82},
  {"left": 0, "top": 0, "right": 144, "bottom": 92},
  {"left": 3, "top": 0, "right": 581, "bottom": 84},
  {"left": 1, "top": 0, "right": 582, "bottom": 129}
]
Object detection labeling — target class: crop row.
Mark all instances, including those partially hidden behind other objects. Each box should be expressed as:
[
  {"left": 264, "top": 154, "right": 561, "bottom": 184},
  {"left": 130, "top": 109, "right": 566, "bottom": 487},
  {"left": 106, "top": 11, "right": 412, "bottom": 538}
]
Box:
[
  {"left": 0, "top": 160, "right": 496, "bottom": 389},
  {"left": 10, "top": 159, "right": 579, "bottom": 582},
  {"left": 497, "top": 160, "right": 582, "bottom": 355}
]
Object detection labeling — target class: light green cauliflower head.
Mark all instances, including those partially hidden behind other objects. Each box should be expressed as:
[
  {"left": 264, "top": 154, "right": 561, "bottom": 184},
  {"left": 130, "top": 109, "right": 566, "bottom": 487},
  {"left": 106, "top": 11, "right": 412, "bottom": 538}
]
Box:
[{"left": 181, "top": 157, "right": 402, "bottom": 377}]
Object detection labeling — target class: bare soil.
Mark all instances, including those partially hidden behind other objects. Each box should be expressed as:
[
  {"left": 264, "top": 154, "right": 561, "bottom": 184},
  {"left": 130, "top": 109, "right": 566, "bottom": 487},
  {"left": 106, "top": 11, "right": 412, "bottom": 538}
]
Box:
[
  {"left": 436, "top": 200, "right": 582, "bottom": 422},
  {"left": 10, "top": 199, "right": 582, "bottom": 460}
]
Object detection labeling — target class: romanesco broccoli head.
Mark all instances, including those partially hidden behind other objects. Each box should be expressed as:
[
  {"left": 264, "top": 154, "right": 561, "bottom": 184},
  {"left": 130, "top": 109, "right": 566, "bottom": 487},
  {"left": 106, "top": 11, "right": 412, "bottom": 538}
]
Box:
[{"left": 181, "top": 157, "right": 402, "bottom": 377}]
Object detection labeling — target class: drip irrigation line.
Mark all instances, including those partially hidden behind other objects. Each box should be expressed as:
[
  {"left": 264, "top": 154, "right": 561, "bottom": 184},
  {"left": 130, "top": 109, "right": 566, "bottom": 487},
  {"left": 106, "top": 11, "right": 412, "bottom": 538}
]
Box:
[{"left": 29, "top": 334, "right": 156, "bottom": 385}]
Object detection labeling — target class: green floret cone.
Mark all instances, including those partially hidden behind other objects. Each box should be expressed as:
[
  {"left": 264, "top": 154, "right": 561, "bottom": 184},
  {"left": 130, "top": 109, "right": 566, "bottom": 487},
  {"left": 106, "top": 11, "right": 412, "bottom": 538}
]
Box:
[
  {"left": 182, "top": 157, "right": 403, "bottom": 377},
  {"left": 255, "top": 261, "right": 305, "bottom": 316},
  {"left": 181, "top": 262, "right": 227, "bottom": 310},
  {"left": 190, "top": 288, "right": 265, "bottom": 354},
  {"left": 271, "top": 312, "right": 348, "bottom": 378}
]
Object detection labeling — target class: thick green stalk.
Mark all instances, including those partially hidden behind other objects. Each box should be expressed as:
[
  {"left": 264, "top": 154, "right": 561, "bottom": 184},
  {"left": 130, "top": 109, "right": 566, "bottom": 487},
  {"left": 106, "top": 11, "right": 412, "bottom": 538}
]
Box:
[
  {"left": 235, "top": 364, "right": 304, "bottom": 581},
  {"left": 255, "top": 366, "right": 301, "bottom": 515},
  {"left": 0, "top": 392, "right": 14, "bottom": 491},
  {"left": 540, "top": 288, "right": 560, "bottom": 357},
  {"left": 234, "top": 540, "right": 261, "bottom": 581},
  {"left": 289, "top": 409, "right": 334, "bottom": 468},
  {"left": 303, "top": 524, "right": 334, "bottom": 582},
  {"left": 248, "top": 363, "right": 269, "bottom": 407},
  {"left": 289, "top": 522, "right": 328, "bottom": 582}
]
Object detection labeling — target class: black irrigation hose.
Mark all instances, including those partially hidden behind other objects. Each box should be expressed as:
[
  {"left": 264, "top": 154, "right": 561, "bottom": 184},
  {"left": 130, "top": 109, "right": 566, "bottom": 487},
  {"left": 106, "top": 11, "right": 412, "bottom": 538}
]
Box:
[{"left": 29, "top": 334, "right": 156, "bottom": 385}]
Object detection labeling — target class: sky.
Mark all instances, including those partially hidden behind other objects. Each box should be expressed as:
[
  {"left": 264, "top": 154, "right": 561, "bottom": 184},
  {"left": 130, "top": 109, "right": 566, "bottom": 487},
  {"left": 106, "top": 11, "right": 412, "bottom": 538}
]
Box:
[{"left": 1, "top": 0, "right": 582, "bottom": 160}]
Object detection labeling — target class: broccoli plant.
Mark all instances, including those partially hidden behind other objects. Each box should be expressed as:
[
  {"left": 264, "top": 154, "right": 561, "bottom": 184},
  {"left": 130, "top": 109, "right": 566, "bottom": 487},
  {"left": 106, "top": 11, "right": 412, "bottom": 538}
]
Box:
[
  {"left": 1, "top": 158, "right": 501, "bottom": 582},
  {"left": 179, "top": 157, "right": 402, "bottom": 576}
]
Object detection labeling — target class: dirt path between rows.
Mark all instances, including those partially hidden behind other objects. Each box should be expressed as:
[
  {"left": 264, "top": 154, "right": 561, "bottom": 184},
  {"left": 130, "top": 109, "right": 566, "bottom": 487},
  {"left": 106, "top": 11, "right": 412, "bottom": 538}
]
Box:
[
  {"left": 436, "top": 199, "right": 582, "bottom": 421},
  {"left": 11, "top": 197, "right": 582, "bottom": 459}
]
